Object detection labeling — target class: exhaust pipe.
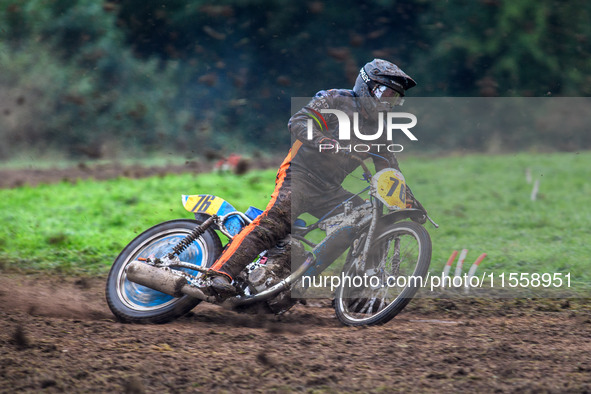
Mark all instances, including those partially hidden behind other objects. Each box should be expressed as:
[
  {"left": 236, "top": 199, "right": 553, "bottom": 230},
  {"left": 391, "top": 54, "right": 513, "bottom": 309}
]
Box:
[{"left": 126, "top": 261, "right": 213, "bottom": 302}]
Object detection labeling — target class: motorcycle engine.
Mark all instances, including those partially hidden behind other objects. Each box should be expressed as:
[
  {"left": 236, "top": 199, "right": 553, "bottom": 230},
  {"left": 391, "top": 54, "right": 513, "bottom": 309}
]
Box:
[{"left": 237, "top": 234, "right": 307, "bottom": 314}]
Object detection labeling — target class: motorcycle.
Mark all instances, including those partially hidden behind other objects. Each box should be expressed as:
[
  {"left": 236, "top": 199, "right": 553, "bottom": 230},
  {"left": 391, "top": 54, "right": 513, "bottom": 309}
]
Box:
[{"left": 106, "top": 156, "right": 438, "bottom": 326}]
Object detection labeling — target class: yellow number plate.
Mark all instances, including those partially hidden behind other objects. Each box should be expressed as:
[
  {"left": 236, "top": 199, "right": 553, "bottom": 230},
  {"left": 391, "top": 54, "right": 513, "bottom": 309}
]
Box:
[
  {"left": 182, "top": 194, "right": 225, "bottom": 215},
  {"left": 374, "top": 169, "right": 406, "bottom": 210}
]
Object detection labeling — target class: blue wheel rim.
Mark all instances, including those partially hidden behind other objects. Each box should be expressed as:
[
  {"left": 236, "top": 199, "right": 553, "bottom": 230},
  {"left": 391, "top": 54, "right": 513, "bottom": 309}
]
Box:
[{"left": 117, "top": 230, "right": 208, "bottom": 311}]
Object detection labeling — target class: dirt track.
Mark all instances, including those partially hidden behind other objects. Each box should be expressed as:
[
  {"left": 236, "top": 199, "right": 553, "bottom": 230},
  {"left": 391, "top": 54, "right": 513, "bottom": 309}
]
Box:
[{"left": 1, "top": 274, "right": 590, "bottom": 393}]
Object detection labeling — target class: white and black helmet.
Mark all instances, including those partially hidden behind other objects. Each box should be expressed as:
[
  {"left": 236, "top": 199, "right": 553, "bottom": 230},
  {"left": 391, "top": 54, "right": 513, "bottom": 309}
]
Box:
[{"left": 353, "top": 59, "right": 416, "bottom": 113}]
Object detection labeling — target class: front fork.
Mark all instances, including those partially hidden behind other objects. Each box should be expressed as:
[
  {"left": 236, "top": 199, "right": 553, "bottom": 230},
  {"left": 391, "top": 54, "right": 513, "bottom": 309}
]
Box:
[{"left": 358, "top": 199, "right": 382, "bottom": 268}]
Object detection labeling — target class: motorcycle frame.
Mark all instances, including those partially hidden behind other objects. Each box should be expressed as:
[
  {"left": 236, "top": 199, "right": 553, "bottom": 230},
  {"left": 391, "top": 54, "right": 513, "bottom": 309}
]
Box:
[{"left": 129, "top": 157, "right": 434, "bottom": 307}]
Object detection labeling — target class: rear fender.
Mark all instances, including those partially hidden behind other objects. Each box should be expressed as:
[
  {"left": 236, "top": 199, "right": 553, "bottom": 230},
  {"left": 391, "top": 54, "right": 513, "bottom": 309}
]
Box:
[
  {"left": 182, "top": 194, "right": 238, "bottom": 216},
  {"left": 182, "top": 195, "right": 245, "bottom": 237}
]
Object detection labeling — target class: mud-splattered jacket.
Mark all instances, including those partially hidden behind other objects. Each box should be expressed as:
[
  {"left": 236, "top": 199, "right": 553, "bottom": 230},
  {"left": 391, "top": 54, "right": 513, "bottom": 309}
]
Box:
[{"left": 288, "top": 89, "right": 401, "bottom": 186}]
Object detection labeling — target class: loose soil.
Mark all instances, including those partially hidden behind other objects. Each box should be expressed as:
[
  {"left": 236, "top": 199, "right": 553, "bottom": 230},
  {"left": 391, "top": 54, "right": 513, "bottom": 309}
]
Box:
[{"left": 1, "top": 274, "right": 590, "bottom": 393}]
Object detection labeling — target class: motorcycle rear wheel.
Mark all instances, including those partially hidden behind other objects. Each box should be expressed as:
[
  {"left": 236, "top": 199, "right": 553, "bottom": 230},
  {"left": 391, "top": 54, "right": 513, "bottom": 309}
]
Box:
[
  {"left": 106, "top": 219, "right": 222, "bottom": 324},
  {"left": 334, "top": 220, "right": 431, "bottom": 326}
]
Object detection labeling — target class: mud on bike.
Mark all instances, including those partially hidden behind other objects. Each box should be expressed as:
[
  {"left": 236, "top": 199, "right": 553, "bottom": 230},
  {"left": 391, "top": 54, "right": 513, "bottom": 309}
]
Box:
[{"left": 106, "top": 156, "right": 438, "bottom": 326}]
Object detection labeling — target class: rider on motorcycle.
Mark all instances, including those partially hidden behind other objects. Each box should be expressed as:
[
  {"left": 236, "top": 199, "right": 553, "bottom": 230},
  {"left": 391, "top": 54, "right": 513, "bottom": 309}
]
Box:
[{"left": 206, "top": 59, "right": 417, "bottom": 297}]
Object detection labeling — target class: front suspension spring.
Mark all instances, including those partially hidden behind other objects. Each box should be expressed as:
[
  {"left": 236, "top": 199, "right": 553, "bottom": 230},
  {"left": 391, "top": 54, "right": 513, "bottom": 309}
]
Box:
[{"left": 167, "top": 216, "right": 216, "bottom": 259}]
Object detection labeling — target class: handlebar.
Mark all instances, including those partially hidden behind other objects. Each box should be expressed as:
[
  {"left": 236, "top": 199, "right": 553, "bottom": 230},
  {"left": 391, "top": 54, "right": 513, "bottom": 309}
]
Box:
[{"left": 349, "top": 154, "right": 372, "bottom": 180}]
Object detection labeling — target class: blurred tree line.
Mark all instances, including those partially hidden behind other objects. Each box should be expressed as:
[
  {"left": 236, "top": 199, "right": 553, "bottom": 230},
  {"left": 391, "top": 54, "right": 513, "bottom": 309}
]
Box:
[{"left": 1, "top": 0, "right": 590, "bottom": 159}]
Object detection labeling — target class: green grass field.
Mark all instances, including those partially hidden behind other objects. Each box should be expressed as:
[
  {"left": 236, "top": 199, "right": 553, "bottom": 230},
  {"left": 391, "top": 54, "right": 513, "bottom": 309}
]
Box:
[{"left": 1, "top": 152, "right": 589, "bottom": 293}]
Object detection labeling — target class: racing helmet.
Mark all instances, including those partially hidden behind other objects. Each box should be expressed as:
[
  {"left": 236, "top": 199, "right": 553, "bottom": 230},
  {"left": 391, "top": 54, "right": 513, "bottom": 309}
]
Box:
[{"left": 353, "top": 59, "right": 416, "bottom": 113}]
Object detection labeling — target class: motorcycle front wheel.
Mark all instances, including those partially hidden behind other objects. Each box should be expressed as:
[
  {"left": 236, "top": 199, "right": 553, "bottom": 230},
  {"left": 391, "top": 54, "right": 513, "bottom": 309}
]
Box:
[
  {"left": 106, "top": 219, "right": 222, "bottom": 324},
  {"left": 334, "top": 220, "right": 431, "bottom": 326}
]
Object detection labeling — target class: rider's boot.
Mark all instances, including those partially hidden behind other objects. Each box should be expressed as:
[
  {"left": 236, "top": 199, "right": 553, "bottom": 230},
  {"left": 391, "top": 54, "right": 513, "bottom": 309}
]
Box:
[{"left": 208, "top": 274, "right": 237, "bottom": 299}]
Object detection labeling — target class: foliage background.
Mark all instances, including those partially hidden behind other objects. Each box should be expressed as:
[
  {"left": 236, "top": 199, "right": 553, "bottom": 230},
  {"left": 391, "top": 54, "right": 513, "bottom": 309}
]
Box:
[{"left": 1, "top": 0, "right": 590, "bottom": 160}]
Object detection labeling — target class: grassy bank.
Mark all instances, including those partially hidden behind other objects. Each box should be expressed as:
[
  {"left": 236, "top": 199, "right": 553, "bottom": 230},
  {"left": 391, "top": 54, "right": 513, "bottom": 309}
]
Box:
[
  {"left": 0, "top": 169, "right": 277, "bottom": 274},
  {"left": 0, "top": 152, "right": 589, "bottom": 293}
]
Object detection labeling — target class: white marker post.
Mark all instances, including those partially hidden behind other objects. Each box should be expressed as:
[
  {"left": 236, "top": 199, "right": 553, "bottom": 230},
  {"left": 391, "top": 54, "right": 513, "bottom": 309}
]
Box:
[
  {"left": 454, "top": 249, "right": 468, "bottom": 278},
  {"left": 442, "top": 250, "right": 458, "bottom": 289},
  {"left": 531, "top": 179, "right": 540, "bottom": 201},
  {"left": 465, "top": 253, "right": 487, "bottom": 293},
  {"left": 467, "top": 253, "right": 487, "bottom": 278}
]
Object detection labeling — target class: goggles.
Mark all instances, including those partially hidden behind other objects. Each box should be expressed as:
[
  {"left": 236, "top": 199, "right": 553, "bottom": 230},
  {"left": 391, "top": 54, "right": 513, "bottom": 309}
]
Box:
[{"left": 372, "top": 84, "right": 405, "bottom": 107}]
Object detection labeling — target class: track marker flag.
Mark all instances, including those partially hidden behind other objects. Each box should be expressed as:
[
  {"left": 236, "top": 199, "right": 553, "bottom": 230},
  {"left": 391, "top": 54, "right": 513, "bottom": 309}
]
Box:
[
  {"left": 464, "top": 253, "right": 487, "bottom": 293},
  {"left": 454, "top": 249, "right": 469, "bottom": 278},
  {"left": 441, "top": 250, "right": 458, "bottom": 289},
  {"left": 467, "top": 253, "right": 487, "bottom": 279},
  {"left": 442, "top": 250, "right": 487, "bottom": 292}
]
